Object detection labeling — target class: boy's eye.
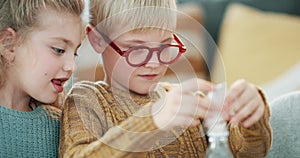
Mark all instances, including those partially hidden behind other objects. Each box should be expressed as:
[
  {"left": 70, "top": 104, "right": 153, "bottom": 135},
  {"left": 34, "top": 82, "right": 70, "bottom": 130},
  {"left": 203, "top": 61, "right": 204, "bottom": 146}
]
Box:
[{"left": 52, "top": 47, "right": 65, "bottom": 54}]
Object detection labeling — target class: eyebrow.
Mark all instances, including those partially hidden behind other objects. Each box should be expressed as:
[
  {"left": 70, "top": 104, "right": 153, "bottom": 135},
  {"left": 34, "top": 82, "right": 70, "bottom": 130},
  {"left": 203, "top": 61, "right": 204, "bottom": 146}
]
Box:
[
  {"left": 51, "top": 37, "right": 81, "bottom": 49},
  {"left": 123, "top": 37, "right": 174, "bottom": 45}
]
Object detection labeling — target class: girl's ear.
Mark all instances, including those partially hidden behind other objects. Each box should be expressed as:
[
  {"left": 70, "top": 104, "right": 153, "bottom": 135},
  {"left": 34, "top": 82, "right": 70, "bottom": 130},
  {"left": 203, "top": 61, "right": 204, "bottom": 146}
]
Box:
[
  {"left": 0, "top": 27, "right": 17, "bottom": 62},
  {"left": 86, "top": 25, "right": 103, "bottom": 54}
]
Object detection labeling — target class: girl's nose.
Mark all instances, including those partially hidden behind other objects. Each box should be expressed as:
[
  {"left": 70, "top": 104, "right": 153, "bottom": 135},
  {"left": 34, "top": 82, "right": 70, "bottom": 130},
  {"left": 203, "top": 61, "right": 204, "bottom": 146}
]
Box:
[{"left": 63, "top": 55, "right": 76, "bottom": 73}]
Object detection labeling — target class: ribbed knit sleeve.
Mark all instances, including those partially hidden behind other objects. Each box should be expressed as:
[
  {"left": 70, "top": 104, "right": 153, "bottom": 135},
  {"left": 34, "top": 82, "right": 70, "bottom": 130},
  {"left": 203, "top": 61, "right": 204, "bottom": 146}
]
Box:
[
  {"left": 59, "top": 81, "right": 165, "bottom": 158},
  {"left": 228, "top": 88, "right": 272, "bottom": 158}
]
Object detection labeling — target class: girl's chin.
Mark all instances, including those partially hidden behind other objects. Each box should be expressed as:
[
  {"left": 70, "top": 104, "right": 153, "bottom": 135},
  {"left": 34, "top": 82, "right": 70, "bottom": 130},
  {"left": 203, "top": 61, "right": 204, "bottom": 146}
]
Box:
[{"left": 36, "top": 96, "right": 58, "bottom": 105}]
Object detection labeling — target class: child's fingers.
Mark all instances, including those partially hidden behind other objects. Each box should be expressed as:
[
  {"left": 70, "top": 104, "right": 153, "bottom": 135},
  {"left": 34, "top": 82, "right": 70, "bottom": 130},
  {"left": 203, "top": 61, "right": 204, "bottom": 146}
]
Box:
[
  {"left": 222, "top": 99, "right": 240, "bottom": 120},
  {"left": 224, "top": 86, "right": 255, "bottom": 117},
  {"left": 177, "top": 78, "right": 213, "bottom": 93},
  {"left": 223, "top": 80, "right": 258, "bottom": 118},
  {"left": 224, "top": 80, "right": 247, "bottom": 107},
  {"left": 153, "top": 90, "right": 210, "bottom": 129},
  {"left": 230, "top": 98, "right": 259, "bottom": 125},
  {"left": 180, "top": 94, "right": 211, "bottom": 118},
  {"left": 174, "top": 116, "right": 201, "bottom": 127},
  {"left": 242, "top": 103, "right": 265, "bottom": 128}
]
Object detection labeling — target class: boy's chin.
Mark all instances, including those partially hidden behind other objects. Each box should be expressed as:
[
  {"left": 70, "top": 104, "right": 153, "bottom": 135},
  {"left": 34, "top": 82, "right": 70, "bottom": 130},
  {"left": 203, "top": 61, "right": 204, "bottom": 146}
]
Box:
[{"left": 132, "top": 83, "right": 158, "bottom": 95}]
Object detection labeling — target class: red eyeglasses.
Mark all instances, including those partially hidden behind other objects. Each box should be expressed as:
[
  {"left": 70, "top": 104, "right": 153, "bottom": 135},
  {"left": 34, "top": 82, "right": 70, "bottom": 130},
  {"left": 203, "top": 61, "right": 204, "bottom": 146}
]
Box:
[{"left": 97, "top": 29, "right": 187, "bottom": 67}]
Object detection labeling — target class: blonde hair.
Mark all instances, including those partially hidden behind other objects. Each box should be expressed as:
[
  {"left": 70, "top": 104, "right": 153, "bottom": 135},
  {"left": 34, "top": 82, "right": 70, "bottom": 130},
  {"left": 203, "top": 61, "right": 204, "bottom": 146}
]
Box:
[
  {"left": 89, "top": 0, "right": 177, "bottom": 35},
  {"left": 0, "top": 0, "right": 89, "bottom": 86}
]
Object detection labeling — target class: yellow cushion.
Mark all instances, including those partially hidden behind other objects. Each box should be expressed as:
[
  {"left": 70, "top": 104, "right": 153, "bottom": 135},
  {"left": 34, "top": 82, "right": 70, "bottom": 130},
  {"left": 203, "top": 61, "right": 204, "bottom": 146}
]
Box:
[{"left": 212, "top": 3, "right": 300, "bottom": 86}]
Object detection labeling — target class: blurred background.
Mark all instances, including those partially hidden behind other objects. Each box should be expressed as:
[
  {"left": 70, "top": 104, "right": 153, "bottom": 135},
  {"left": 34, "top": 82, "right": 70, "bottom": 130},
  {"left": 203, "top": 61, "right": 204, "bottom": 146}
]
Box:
[{"left": 177, "top": 0, "right": 300, "bottom": 101}]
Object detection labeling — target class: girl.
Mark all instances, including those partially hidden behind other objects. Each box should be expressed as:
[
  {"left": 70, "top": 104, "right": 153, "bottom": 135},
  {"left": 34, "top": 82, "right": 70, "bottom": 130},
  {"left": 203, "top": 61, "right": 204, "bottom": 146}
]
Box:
[{"left": 0, "top": 0, "right": 88, "bottom": 157}]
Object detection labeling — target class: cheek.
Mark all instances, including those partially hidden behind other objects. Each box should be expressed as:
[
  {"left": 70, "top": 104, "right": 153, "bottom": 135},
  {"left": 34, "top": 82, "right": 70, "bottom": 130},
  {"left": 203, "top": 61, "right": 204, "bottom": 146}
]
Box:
[
  {"left": 38, "top": 56, "right": 60, "bottom": 73},
  {"left": 157, "top": 65, "right": 168, "bottom": 78},
  {"left": 161, "top": 65, "right": 168, "bottom": 73},
  {"left": 29, "top": 58, "right": 64, "bottom": 82},
  {"left": 103, "top": 50, "right": 136, "bottom": 76},
  {"left": 113, "top": 60, "right": 136, "bottom": 81}
]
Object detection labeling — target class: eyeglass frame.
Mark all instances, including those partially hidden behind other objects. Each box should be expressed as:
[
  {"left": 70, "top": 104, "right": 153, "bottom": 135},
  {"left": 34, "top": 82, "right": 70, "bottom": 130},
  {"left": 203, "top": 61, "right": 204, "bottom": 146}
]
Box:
[{"left": 96, "top": 28, "right": 187, "bottom": 67}]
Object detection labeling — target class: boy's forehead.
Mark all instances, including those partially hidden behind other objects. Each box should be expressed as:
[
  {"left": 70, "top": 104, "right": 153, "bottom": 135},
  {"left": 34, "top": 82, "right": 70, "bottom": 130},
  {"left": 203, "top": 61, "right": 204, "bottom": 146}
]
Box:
[
  {"left": 93, "top": 4, "right": 177, "bottom": 28},
  {"left": 95, "top": 6, "right": 177, "bottom": 36},
  {"left": 106, "top": 27, "right": 174, "bottom": 39},
  {"left": 111, "top": 29, "right": 174, "bottom": 43}
]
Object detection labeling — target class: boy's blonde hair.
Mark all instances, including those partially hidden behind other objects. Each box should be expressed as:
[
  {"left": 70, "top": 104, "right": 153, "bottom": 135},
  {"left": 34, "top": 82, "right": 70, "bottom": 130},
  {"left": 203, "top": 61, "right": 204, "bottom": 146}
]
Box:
[
  {"left": 89, "top": 0, "right": 177, "bottom": 35},
  {"left": 0, "top": 0, "right": 88, "bottom": 86}
]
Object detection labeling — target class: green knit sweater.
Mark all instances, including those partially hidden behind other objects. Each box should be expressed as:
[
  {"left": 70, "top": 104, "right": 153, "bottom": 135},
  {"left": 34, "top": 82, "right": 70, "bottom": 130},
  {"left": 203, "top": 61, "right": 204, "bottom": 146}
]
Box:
[{"left": 0, "top": 105, "right": 61, "bottom": 158}]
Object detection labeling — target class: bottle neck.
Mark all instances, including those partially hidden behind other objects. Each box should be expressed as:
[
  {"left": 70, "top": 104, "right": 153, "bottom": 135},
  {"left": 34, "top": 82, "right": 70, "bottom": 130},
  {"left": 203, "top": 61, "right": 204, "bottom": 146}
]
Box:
[
  {"left": 208, "top": 135, "right": 229, "bottom": 142},
  {"left": 208, "top": 135, "right": 230, "bottom": 149},
  {"left": 207, "top": 121, "right": 229, "bottom": 137}
]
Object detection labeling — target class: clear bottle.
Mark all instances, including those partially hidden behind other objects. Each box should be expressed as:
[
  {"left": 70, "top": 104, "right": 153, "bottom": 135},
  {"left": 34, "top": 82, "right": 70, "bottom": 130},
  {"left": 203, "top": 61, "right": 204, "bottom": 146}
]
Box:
[
  {"left": 204, "top": 82, "right": 234, "bottom": 158},
  {"left": 205, "top": 122, "right": 234, "bottom": 158}
]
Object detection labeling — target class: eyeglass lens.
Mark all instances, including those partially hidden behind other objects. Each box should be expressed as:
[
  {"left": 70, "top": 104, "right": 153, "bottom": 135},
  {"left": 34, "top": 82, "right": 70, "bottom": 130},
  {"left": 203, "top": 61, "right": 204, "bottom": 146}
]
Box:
[{"left": 127, "top": 45, "right": 181, "bottom": 65}]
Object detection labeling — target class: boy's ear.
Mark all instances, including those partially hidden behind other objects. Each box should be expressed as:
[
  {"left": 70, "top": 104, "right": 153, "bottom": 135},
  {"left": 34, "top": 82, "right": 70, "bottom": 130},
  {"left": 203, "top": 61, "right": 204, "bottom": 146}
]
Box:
[
  {"left": 86, "top": 25, "right": 103, "bottom": 54},
  {"left": 0, "top": 27, "right": 17, "bottom": 62}
]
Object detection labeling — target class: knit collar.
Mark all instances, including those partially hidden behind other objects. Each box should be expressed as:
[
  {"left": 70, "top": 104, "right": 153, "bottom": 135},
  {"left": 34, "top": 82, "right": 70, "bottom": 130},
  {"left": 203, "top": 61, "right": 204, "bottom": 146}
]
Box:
[
  {"left": 0, "top": 105, "right": 44, "bottom": 118},
  {"left": 97, "top": 81, "right": 161, "bottom": 107}
]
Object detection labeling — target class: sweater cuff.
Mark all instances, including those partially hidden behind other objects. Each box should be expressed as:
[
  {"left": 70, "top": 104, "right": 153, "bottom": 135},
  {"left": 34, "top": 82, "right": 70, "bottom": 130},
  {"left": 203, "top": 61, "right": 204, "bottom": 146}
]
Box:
[
  {"left": 248, "top": 87, "right": 272, "bottom": 132},
  {"left": 228, "top": 87, "right": 272, "bottom": 157}
]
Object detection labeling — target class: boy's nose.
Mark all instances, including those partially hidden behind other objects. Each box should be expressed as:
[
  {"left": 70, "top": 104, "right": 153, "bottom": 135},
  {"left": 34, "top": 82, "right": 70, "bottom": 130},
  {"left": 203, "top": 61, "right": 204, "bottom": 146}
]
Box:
[{"left": 144, "top": 52, "right": 160, "bottom": 68}]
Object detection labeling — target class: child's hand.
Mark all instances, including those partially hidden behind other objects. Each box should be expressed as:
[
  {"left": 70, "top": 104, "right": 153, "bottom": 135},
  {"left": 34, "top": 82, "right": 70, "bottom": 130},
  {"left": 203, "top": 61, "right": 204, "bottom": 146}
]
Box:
[
  {"left": 222, "top": 80, "right": 265, "bottom": 128},
  {"left": 152, "top": 78, "right": 212, "bottom": 130}
]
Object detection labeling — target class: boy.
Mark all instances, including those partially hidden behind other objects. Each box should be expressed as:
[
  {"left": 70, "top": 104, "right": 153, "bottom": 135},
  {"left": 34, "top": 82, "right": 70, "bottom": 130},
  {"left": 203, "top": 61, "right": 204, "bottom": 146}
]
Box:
[{"left": 59, "top": 0, "right": 272, "bottom": 157}]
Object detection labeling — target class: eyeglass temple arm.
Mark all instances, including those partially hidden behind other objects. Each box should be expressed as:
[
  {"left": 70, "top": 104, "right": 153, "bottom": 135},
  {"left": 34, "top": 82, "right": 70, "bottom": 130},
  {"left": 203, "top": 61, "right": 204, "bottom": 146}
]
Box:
[
  {"left": 94, "top": 27, "right": 123, "bottom": 54},
  {"left": 173, "top": 34, "right": 186, "bottom": 52}
]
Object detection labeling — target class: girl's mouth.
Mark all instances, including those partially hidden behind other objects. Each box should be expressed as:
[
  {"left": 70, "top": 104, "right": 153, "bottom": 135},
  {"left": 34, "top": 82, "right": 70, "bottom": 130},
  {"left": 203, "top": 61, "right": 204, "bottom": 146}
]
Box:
[{"left": 51, "top": 78, "right": 68, "bottom": 93}]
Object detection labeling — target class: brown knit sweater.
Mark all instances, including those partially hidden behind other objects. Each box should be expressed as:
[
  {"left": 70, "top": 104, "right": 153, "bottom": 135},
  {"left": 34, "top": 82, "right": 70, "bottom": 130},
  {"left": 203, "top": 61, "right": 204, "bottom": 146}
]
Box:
[{"left": 59, "top": 81, "right": 272, "bottom": 158}]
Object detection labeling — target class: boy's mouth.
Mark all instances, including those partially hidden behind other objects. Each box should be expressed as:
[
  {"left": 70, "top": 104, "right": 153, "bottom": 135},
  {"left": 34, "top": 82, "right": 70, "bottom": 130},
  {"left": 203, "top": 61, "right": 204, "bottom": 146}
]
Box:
[
  {"left": 51, "top": 78, "right": 69, "bottom": 93},
  {"left": 139, "top": 74, "right": 158, "bottom": 80}
]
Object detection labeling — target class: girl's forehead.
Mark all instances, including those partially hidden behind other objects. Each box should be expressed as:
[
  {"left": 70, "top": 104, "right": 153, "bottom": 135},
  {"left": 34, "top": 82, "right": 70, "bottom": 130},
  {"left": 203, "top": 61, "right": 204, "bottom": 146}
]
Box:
[{"left": 36, "top": 8, "right": 79, "bottom": 28}]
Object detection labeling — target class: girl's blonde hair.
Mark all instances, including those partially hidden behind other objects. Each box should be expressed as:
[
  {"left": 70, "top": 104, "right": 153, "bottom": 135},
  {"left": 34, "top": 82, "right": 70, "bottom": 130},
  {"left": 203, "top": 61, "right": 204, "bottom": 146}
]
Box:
[
  {"left": 0, "top": 0, "right": 89, "bottom": 86},
  {"left": 89, "top": 0, "right": 177, "bottom": 35}
]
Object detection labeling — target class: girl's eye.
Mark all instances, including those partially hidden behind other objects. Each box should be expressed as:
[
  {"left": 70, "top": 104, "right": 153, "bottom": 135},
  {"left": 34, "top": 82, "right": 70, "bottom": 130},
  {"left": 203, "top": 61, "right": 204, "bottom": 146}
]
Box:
[{"left": 52, "top": 47, "right": 65, "bottom": 54}]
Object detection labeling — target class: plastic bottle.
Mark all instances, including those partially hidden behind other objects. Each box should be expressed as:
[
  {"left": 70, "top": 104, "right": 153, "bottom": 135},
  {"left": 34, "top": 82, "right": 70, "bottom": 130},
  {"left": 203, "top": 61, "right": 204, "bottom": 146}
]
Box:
[{"left": 205, "top": 83, "right": 234, "bottom": 158}]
